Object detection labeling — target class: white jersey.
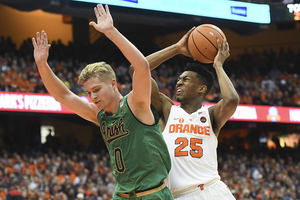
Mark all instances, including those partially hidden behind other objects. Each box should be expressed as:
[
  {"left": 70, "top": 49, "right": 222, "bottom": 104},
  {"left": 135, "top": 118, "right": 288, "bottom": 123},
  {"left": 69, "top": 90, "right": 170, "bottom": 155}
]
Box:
[{"left": 163, "top": 105, "right": 220, "bottom": 192}]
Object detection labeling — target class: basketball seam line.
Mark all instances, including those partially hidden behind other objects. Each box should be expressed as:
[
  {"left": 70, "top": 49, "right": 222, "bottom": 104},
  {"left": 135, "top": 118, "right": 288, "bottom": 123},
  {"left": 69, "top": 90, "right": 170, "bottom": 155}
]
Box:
[
  {"left": 201, "top": 26, "right": 225, "bottom": 40},
  {"left": 193, "top": 31, "right": 214, "bottom": 61},
  {"left": 196, "top": 29, "right": 218, "bottom": 52}
]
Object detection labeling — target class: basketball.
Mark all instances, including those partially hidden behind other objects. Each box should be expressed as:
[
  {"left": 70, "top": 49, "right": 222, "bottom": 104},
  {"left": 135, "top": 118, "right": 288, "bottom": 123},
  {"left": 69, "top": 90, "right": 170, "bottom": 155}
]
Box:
[{"left": 188, "top": 24, "right": 226, "bottom": 63}]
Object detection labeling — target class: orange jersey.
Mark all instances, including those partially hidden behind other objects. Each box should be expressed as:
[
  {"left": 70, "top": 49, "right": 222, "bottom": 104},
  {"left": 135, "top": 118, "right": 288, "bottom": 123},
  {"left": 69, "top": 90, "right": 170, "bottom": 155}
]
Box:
[{"left": 162, "top": 105, "right": 220, "bottom": 191}]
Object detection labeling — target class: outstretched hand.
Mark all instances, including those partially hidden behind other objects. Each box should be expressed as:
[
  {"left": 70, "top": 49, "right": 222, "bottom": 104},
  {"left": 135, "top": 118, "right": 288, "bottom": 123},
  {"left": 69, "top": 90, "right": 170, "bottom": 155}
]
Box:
[
  {"left": 176, "top": 27, "right": 196, "bottom": 58},
  {"left": 89, "top": 4, "right": 113, "bottom": 34},
  {"left": 213, "top": 38, "right": 230, "bottom": 68},
  {"left": 32, "top": 30, "right": 51, "bottom": 65}
]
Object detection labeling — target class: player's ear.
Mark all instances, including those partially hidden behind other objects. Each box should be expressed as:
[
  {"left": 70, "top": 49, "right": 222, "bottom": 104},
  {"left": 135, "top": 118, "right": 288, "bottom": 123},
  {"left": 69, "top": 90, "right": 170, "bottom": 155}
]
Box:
[
  {"left": 111, "top": 79, "right": 117, "bottom": 88},
  {"left": 198, "top": 85, "right": 207, "bottom": 94}
]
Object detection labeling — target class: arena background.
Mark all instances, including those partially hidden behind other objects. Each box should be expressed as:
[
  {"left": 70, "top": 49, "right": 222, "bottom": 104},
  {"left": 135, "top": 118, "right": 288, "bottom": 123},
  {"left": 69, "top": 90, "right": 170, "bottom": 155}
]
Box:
[
  {"left": 0, "top": 0, "right": 300, "bottom": 199},
  {"left": 0, "top": 0, "right": 299, "bottom": 151}
]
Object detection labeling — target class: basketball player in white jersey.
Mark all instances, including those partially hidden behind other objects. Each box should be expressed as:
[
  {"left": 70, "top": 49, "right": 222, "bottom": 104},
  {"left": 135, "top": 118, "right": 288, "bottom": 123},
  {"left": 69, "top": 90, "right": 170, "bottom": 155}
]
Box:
[{"left": 130, "top": 27, "right": 239, "bottom": 200}]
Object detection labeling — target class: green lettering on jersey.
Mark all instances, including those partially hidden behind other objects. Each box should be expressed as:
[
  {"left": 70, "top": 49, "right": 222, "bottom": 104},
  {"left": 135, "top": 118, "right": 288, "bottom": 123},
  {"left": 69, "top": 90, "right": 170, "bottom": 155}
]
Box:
[{"left": 100, "top": 118, "right": 130, "bottom": 144}]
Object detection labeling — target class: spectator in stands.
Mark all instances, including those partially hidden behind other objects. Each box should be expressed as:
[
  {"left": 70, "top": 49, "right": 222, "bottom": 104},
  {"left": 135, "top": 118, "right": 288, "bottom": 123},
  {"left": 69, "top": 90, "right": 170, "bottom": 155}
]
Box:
[
  {"left": 76, "top": 193, "right": 84, "bottom": 200},
  {"left": 9, "top": 74, "right": 19, "bottom": 92},
  {"left": 240, "top": 89, "right": 253, "bottom": 104},
  {"left": 0, "top": 72, "right": 6, "bottom": 91},
  {"left": 292, "top": 87, "right": 300, "bottom": 106},
  {"left": 18, "top": 73, "right": 32, "bottom": 93},
  {"left": 6, "top": 184, "right": 23, "bottom": 200},
  {"left": 33, "top": 79, "right": 47, "bottom": 93}
]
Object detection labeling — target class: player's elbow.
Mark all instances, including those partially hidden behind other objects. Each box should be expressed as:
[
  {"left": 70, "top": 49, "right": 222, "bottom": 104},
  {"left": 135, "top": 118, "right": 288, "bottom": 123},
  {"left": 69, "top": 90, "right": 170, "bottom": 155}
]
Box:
[
  {"left": 141, "top": 59, "right": 150, "bottom": 71},
  {"left": 228, "top": 95, "right": 240, "bottom": 107},
  {"left": 132, "top": 59, "right": 150, "bottom": 74}
]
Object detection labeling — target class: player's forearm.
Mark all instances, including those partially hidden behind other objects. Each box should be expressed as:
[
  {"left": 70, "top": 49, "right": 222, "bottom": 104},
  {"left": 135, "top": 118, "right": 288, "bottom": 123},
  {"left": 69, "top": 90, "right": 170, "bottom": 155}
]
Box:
[
  {"left": 147, "top": 44, "right": 180, "bottom": 70},
  {"left": 214, "top": 65, "right": 239, "bottom": 105},
  {"left": 36, "top": 62, "right": 71, "bottom": 102},
  {"left": 129, "top": 44, "right": 180, "bottom": 76},
  {"left": 105, "top": 27, "right": 149, "bottom": 72}
]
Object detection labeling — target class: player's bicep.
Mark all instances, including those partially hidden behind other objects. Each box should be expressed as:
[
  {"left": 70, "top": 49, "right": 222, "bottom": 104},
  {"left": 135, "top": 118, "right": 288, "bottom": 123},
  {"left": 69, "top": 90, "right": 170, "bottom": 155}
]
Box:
[
  {"left": 131, "top": 67, "right": 152, "bottom": 108},
  {"left": 210, "top": 99, "right": 237, "bottom": 129},
  {"left": 150, "top": 77, "right": 163, "bottom": 114},
  {"left": 160, "top": 92, "right": 173, "bottom": 126}
]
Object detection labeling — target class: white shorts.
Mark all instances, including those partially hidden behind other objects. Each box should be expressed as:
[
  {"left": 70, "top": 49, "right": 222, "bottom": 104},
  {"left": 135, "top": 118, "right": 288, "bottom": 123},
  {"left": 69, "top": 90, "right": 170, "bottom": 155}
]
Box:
[{"left": 174, "top": 181, "right": 235, "bottom": 200}]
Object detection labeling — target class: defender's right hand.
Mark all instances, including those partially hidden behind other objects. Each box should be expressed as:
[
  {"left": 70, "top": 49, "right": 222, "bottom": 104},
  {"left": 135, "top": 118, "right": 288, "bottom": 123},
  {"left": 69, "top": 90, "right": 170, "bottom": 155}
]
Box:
[{"left": 32, "top": 30, "right": 51, "bottom": 65}]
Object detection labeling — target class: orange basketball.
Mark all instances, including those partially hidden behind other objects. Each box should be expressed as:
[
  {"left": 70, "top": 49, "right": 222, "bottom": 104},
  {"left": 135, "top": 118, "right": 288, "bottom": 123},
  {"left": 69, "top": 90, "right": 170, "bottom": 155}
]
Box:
[{"left": 188, "top": 24, "right": 226, "bottom": 64}]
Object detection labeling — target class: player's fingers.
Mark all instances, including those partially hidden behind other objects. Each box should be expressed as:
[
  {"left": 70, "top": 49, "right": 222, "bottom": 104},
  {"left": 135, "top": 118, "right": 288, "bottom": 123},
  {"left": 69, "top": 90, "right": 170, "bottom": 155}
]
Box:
[
  {"left": 223, "top": 38, "right": 227, "bottom": 51},
  {"left": 46, "top": 44, "right": 51, "bottom": 50},
  {"left": 186, "top": 27, "right": 195, "bottom": 37},
  {"left": 89, "top": 21, "right": 96, "bottom": 28},
  {"left": 41, "top": 30, "right": 45, "bottom": 44},
  {"left": 190, "top": 26, "right": 196, "bottom": 32},
  {"left": 217, "top": 39, "right": 221, "bottom": 50},
  {"left": 105, "top": 4, "right": 110, "bottom": 16},
  {"left": 32, "top": 37, "right": 37, "bottom": 48},
  {"left": 94, "top": 6, "right": 100, "bottom": 19},
  {"left": 36, "top": 32, "right": 41, "bottom": 46},
  {"left": 41, "top": 30, "right": 46, "bottom": 45},
  {"left": 44, "top": 32, "right": 49, "bottom": 45},
  {"left": 97, "top": 4, "right": 105, "bottom": 16}
]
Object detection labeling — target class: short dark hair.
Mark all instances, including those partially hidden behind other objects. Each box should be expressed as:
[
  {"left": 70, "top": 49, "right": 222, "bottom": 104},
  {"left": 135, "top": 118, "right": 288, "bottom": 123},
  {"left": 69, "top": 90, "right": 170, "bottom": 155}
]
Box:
[{"left": 183, "top": 62, "right": 215, "bottom": 95}]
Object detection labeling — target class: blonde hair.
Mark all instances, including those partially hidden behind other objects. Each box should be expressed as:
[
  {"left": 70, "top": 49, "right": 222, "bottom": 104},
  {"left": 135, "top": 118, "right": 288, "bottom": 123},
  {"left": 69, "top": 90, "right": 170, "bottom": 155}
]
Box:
[{"left": 78, "top": 62, "right": 116, "bottom": 84}]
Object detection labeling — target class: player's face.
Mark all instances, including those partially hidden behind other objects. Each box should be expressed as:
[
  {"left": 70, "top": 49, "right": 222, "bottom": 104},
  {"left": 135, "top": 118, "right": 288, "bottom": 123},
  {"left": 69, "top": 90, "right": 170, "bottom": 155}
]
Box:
[
  {"left": 83, "top": 76, "right": 115, "bottom": 110},
  {"left": 176, "top": 71, "right": 201, "bottom": 103}
]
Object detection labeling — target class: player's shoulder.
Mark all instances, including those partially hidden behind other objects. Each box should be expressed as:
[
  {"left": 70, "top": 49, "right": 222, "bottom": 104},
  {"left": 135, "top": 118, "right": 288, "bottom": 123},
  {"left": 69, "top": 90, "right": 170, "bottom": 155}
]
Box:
[
  {"left": 208, "top": 104, "right": 216, "bottom": 113},
  {"left": 208, "top": 104, "right": 216, "bottom": 122},
  {"left": 160, "top": 93, "right": 174, "bottom": 112},
  {"left": 160, "top": 92, "right": 174, "bottom": 106}
]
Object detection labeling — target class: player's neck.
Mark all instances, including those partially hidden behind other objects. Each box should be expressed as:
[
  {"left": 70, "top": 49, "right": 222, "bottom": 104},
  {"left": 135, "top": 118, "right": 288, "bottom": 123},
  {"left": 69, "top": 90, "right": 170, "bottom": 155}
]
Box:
[
  {"left": 180, "top": 101, "right": 202, "bottom": 114},
  {"left": 105, "top": 94, "right": 123, "bottom": 116}
]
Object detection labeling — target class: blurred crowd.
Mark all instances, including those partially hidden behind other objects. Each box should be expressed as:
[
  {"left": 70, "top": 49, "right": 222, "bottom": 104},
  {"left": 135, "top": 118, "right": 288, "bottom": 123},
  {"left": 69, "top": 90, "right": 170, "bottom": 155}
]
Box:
[
  {"left": 1, "top": 36, "right": 300, "bottom": 107},
  {"left": 0, "top": 149, "right": 114, "bottom": 200},
  {"left": 0, "top": 145, "right": 299, "bottom": 200},
  {"left": 219, "top": 147, "right": 300, "bottom": 200}
]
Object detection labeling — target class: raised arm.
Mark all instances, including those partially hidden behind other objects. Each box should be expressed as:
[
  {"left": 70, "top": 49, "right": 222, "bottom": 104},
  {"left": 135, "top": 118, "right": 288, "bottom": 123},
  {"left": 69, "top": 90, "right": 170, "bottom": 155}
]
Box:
[
  {"left": 209, "top": 38, "right": 239, "bottom": 136},
  {"left": 128, "top": 27, "right": 195, "bottom": 119},
  {"left": 32, "top": 31, "right": 99, "bottom": 124},
  {"left": 129, "top": 27, "right": 195, "bottom": 75},
  {"left": 89, "top": 4, "right": 153, "bottom": 123},
  {"left": 89, "top": 4, "right": 148, "bottom": 73}
]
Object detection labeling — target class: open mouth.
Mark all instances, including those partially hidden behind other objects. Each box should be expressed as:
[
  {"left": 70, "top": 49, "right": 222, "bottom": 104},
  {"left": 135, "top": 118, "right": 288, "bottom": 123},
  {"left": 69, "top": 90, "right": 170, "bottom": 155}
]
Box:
[
  {"left": 176, "top": 88, "right": 183, "bottom": 94},
  {"left": 95, "top": 100, "right": 101, "bottom": 105}
]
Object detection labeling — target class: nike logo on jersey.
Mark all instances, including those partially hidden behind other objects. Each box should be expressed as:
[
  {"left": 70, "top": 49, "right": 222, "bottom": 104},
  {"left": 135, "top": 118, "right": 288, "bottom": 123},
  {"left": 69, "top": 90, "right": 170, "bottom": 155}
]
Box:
[
  {"left": 174, "top": 118, "right": 184, "bottom": 123},
  {"left": 169, "top": 124, "right": 210, "bottom": 135}
]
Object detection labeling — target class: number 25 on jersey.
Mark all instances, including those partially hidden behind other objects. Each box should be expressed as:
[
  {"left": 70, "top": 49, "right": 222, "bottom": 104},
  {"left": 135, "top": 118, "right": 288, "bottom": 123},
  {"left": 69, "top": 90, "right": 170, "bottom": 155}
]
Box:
[{"left": 175, "top": 137, "right": 203, "bottom": 158}]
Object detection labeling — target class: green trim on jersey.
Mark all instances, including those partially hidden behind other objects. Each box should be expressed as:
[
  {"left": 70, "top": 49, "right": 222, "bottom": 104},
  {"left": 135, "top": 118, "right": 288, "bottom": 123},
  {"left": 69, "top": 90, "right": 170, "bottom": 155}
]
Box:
[{"left": 97, "top": 95, "right": 171, "bottom": 193}]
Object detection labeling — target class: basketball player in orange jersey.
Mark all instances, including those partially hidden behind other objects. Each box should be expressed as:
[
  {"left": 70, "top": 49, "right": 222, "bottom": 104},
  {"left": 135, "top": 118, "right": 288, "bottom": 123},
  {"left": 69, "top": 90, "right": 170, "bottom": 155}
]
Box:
[{"left": 130, "top": 27, "right": 239, "bottom": 200}]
